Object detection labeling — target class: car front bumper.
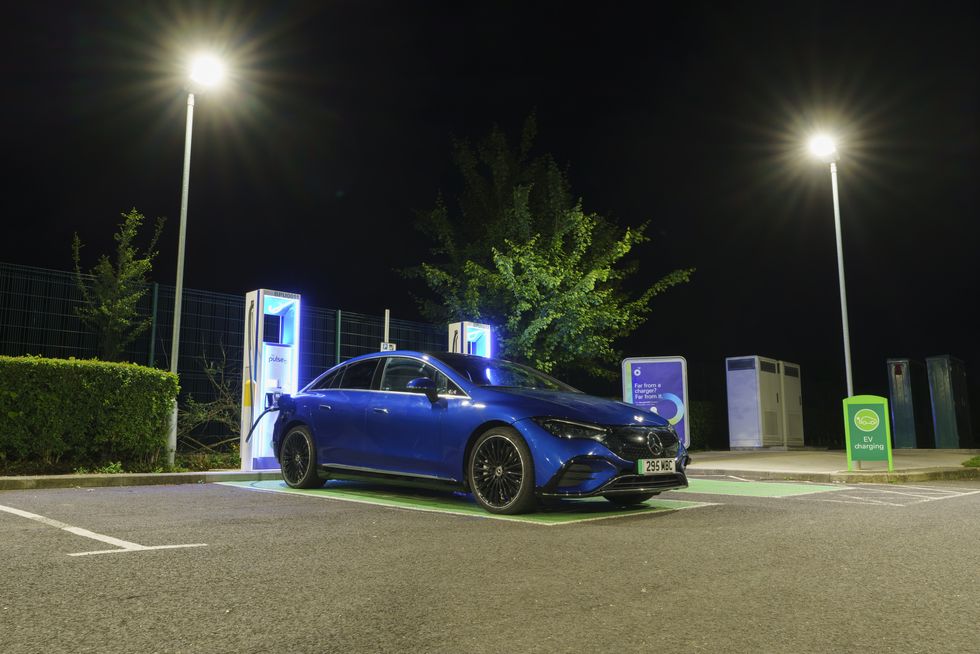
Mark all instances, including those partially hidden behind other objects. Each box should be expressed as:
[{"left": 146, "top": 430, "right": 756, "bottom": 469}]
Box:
[{"left": 537, "top": 455, "right": 689, "bottom": 497}]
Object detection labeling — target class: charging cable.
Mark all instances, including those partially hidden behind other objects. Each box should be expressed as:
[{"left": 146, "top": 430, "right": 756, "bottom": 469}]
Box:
[{"left": 244, "top": 406, "right": 280, "bottom": 444}]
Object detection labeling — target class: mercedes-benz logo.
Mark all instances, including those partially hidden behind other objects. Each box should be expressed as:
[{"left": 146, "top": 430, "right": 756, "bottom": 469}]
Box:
[{"left": 647, "top": 432, "right": 663, "bottom": 456}]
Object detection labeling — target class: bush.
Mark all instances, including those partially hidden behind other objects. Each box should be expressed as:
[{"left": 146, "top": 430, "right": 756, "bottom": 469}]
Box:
[
  {"left": 0, "top": 356, "right": 178, "bottom": 473},
  {"left": 688, "top": 399, "right": 722, "bottom": 451}
]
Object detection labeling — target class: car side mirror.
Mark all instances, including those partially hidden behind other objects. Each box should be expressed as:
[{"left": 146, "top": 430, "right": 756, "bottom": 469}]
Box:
[{"left": 406, "top": 377, "right": 439, "bottom": 403}]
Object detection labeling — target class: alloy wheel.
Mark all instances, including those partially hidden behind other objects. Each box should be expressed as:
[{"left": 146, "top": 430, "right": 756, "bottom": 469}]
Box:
[
  {"left": 281, "top": 430, "right": 311, "bottom": 486},
  {"left": 471, "top": 435, "right": 525, "bottom": 509}
]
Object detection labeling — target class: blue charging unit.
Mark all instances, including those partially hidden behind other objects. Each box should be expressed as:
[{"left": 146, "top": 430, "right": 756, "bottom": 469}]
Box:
[
  {"left": 240, "top": 289, "right": 301, "bottom": 471},
  {"left": 448, "top": 321, "right": 492, "bottom": 357}
]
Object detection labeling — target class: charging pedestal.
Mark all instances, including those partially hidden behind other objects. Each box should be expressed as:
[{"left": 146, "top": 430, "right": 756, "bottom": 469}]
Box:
[
  {"left": 241, "top": 289, "right": 301, "bottom": 471},
  {"left": 448, "top": 321, "right": 492, "bottom": 357}
]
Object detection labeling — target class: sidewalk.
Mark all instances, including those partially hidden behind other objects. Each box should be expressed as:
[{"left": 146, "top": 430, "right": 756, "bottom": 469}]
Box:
[
  {"left": 2, "top": 449, "right": 978, "bottom": 491},
  {"left": 687, "top": 448, "right": 980, "bottom": 483}
]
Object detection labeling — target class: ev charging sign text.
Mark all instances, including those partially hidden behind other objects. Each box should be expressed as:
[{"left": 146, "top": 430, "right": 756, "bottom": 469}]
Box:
[{"left": 621, "top": 357, "right": 689, "bottom": 447}]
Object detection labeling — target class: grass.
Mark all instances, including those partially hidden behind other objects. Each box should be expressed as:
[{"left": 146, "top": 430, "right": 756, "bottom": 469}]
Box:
[
  {"left": 74, "top": 461, "right": 125, "bottom": 475},
  {"left": 1, "top": 448, "right": 241, "bottom": 476},
  {"left": 963, "top": 456, "right": 980, "bottom": 468}
]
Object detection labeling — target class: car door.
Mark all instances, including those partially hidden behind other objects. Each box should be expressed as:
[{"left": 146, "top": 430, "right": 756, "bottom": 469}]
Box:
[
  {"left": 309, "top": 358, "right": 380, "bottom": 467},
  {"left": 363, "top": 356, "right": 447, "bottom": 477}
]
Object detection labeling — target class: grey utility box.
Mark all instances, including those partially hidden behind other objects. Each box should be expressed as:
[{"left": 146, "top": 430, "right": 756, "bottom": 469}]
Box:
[
  {"left": 925, "top": 355, "right": 973, "bottom": 448},
  {"left": 726, "top": 356, "right": 804, "bottom": 448},
  {"left": 886, "top": 359, "right": 934, "bottom": 448}
]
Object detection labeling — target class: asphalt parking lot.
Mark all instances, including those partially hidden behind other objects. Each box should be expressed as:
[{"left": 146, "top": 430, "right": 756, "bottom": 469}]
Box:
[{"left": 2, "top": 477, "right": 979, "bottom": 654}]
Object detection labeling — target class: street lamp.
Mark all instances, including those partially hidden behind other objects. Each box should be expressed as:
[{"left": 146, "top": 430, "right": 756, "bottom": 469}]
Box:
[
  {"left": 809, "top": 134, "right": 854, "bottom": 398},
  {"left": 167, "top": 53, "right": 226, "bottom": 464}
]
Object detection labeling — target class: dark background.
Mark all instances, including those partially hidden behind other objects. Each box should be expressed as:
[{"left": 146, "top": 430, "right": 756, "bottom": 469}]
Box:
[{"left": 2, "top": 1, "right": 977, "bottom": 443}]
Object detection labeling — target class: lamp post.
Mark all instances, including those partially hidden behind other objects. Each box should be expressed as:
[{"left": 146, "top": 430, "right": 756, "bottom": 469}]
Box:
[
  {"left": 167, "top": 54, "right": 225, "bottom": 464},
  {"left": 809, "top": 135, "right": 854, "bottom": 398}
]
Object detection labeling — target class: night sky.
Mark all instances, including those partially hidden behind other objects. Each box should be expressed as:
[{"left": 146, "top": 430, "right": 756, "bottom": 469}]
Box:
[{"left": 2, "top": 1, "right": 977, "bottom": 407}]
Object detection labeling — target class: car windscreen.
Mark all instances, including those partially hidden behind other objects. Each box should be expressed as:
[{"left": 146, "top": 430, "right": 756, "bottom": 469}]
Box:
[{"left": 433, "top": 354, "right": 580, "bottom": 392}]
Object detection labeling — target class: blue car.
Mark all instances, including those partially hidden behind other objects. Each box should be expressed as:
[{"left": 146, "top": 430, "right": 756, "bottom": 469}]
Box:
[{"left": 272, "top": 351, "right": 689, "bottom": 514}]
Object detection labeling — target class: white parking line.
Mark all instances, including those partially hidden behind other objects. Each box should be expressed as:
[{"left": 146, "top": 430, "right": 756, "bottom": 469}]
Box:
[
  {"left": 0, "top": 503, "right": 206, "bottom": 556},
  {"left": 788, "top": 485, "right": 980, "bottom": 507},
  {"left": 913, "top": 490, "right": 980, "bottom": 504},
  {"left": 805, "top": 498, "right": 907, "bottom": 507}
]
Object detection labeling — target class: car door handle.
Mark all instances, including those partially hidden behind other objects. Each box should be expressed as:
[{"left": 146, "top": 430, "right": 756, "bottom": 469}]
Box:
[
  {"left": 372, "top": 407, "right": 389, "bottom": 414},
  {"left": 319, "top": 404, "right": 332, "bottom": 411}
]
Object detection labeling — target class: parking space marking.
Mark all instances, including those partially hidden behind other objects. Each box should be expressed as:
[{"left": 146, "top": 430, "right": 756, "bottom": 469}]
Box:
[
  {"left": 0, "top": 503, "right": 207, "bottom": 556},
  {"left": 218, "top": 480, "right": 717, "bottom": 525},
  {"left": 677, "top": 478, "right": 844, "bottom": 498},
  {"left": 786, "top": 484, "right": 980, "bottom": 507}
]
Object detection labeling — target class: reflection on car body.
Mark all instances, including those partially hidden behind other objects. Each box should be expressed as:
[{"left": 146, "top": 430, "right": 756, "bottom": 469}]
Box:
[{"left": 273, "top": 351, "right": 689, "bottom": 514}]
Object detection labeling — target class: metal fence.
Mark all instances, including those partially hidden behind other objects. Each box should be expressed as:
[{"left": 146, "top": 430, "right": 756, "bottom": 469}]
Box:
[{"left": 0, "top": 262, "right": 445, "bottom": 406}]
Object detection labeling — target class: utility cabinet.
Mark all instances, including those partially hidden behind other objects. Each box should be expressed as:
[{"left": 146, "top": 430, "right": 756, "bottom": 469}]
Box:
[
  {"left": 926, "top": 355, "right": 973, "bottom": 448},
  {"left": 886, "top": 359, "right": 933, "bottom": 448},
  {"left": 726, "top": 356, "right": 804, "bottom": 448}
]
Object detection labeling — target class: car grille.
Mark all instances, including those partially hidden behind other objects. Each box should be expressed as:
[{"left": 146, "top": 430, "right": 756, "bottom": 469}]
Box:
[
  {"left": 603, "top": 426, "right": 679, "bottom": 462},
  {"left": 603, "top": 473, "right": 687, "bottom": 492}
]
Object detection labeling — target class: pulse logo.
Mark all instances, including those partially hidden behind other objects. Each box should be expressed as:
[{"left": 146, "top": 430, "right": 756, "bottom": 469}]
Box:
[{"left": 268, "top": 355, "right": 288, "bottom": 364}]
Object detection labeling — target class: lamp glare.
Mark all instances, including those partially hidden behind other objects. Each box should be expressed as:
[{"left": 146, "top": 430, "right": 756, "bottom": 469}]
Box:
[
  {"left": 809, "top": 135, "right": 837, "bottom": 158},
  {"left": 190, "top": 54, "right": 225, "bottom": 88}
]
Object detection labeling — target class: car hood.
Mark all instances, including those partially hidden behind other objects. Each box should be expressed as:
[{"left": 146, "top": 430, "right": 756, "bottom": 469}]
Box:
[{"left": 474, "top": 387, "right": 670, "bottom": 427}]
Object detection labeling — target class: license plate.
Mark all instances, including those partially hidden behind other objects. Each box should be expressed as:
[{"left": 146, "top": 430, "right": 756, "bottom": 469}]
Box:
[{"left": 637, "top": 458, "right": 675, "bottom": 475}]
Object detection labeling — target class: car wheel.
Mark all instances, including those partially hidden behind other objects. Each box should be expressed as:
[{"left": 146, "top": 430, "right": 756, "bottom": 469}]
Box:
[
  {"left": 280, "top": 426, "right": 322, "bottom": 489},
  {"left": 604, "top": 492, "right": 657, "bottom": 506},
  {"left": 468, "top": 427, "right": 536, "bottom": 514}
]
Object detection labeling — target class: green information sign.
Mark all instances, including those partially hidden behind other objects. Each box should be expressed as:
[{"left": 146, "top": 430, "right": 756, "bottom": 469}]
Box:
[{"left": 843, "top": 395, "right": 893, "bottom": 471}]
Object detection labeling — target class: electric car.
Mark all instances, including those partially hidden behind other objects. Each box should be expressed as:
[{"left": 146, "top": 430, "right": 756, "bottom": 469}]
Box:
[{"left": 271, "top": 351, "right": 689, "bottom": 514}]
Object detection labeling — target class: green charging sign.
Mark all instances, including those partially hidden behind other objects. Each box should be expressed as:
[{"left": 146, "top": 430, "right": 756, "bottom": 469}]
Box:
[{"left": 843, "top": 395, "right": 893, "bottom": 472}]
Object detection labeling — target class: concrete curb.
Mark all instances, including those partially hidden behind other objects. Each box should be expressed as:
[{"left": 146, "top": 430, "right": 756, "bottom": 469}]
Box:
[
  {"left": 688, "top": 467, "right": 980, "bottom": 484},
  {"left": 0, "top": 470, "right": 282, "bottom": 491},
  {"left": 3, "top": 466, "right": 978, "bottom": 491}
]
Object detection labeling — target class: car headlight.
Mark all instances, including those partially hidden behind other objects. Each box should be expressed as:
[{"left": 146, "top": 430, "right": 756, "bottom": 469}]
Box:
[{"left": 532, "top": 418, "right": 610, "bottom": 442}]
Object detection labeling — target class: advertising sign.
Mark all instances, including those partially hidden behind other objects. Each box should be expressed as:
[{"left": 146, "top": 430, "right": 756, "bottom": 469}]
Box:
[
  {"left": 843, "top": 395, "right": 893, "bottom": 471},
  {"left": 622, "top": 356, "right": 689, "bottom": 447}
]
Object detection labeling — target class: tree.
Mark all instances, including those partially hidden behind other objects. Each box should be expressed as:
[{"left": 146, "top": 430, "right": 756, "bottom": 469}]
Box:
[
  {"left": 412, "top": 116, "right": 694, "bottom": 379},
  {"left": 72, "top": 208, "right": 165, "bottom": 361}
]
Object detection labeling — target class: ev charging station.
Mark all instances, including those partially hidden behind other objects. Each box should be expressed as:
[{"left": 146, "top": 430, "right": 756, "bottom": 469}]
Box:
[
  {"left": 241, "top": 289, "right": 301, "bottom": 471},
  {"left": 448, "top": 321, "right": 492, "bottom": 357}
]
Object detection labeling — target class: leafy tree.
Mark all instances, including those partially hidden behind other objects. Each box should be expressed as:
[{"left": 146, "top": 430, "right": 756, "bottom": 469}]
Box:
[
  {"left": 72, "top": 208, "right": 165, "bottom": 361},
  {"left": 412, "top": 116, "right": 693, "bottom": 379}
]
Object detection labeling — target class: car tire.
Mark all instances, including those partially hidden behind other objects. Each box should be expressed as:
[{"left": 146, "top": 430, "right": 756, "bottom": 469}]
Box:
[
  {"left": 604, "top": 492, "right": 657, "bottom": 506},
  {"left": 280, "top": 426, "right": 322, "bottom": 489},
  {"left": 468, "top": 427, "right": 536, "bottom": 515}
]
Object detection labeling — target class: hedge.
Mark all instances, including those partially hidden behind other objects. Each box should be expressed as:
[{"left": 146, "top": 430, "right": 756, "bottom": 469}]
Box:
[{"left": 0, "top": 356, "right": 179, "bottom": 471}]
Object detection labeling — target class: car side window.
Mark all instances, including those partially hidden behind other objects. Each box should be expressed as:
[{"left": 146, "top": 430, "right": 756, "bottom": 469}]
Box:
[
  {"left": 380, "top": 357, "right": 431, "bottom": 393},
  {"left": 440, "top": 373, "right": 463, "bottom": 396},
  {"left": 310, "top": 367, "right": 343, "bottom": 390},
  {"left": 379, "top": 357, "right": 464, "bottom": 396},
  {"left": 338, "top": 359, "right": 380, "bottom": 390}
]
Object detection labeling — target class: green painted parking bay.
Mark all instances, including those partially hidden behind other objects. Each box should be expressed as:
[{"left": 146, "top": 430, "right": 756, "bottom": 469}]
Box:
[
  {"left": 676, "top": 478, "right": 844, "bottom": 498},
  {"left": 219, "top": 480, "right": 714, "bottom": 525}
]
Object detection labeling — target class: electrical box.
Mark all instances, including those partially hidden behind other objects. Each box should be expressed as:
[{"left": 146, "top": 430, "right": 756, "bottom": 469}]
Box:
[
  {"left": 780, "top": 361, "right": 804, "bottom": 447},
  {"left": 926, "top": 355, "right": 973, "bottom": 448},
  {"left": 886, "top": 358, "right": 933, "bottom": 448},
  {"left": 726, "top": 355, "right": 805, "bottom": 448},
  {"left": 240, "top": 289, "right": 301, "bottom": 471},
  {"left": 448, "top": 321, "right": 492, "bottom": 357}
]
